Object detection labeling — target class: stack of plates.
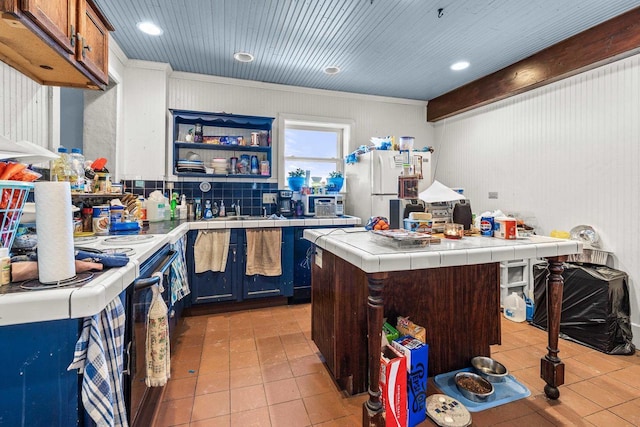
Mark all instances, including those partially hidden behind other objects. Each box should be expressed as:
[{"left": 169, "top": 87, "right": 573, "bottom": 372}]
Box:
[
  {"left": 176, "top": 159, "right": 205, "bottom": 173},
  {"left": 211, "top": 158, "right": 228, "bottom": 174}
]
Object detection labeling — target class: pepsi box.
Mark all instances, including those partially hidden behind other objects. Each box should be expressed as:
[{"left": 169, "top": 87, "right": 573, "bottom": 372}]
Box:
[{"left": 391, "top": 336, "right": 429, "bottom": 427}]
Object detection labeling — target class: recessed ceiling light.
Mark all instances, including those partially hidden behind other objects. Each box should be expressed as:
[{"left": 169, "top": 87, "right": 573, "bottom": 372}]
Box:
[
  {"left": 233, "top": 52, "right": 254, "bottom": 62},
  {"left": 450, "top": 61, "right": 470, "bottom": 71},
  {"left": 136, "top": 21, "right": 163, "bottom": 36},
  {"left": 323, "top": 66, "right": 341, "bottom": 75}
]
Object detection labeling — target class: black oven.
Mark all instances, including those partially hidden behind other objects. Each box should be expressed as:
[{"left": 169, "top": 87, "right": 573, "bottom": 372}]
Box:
[{"left": 123, "top": 244, "right": 177, "bottom": 426}]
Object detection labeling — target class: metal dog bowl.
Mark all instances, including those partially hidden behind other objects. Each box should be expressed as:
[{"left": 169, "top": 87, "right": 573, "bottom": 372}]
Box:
[
  {"left": 454, "top": 372, "right": 494, "bottom": 402},
  {"left": 471, "top": 356, "right": 509, "bottom": 383}
]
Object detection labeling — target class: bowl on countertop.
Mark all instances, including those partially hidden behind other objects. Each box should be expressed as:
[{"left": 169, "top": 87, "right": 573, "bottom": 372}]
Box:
[
  {"left": 454, "top": 371, "right": 494, "bottom": 402},
  {"left": 471, "top": 356, "right": 509, "bottom": 383}
]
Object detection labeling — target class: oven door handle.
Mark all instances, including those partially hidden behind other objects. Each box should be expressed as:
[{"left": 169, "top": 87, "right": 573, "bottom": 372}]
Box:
[{"left": 133, "top": 250, "right": 178, "bottom": 291}]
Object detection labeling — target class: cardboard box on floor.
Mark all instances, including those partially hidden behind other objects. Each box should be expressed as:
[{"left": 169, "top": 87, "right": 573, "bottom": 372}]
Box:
[
  {"left": 392, "top": 336, "right": 429, "bottom": 427},
  {"left": 380, "top": 345, "right": 407, "bottom": 427}
]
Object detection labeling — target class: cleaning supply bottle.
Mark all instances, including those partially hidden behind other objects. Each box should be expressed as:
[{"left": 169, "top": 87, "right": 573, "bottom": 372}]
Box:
[
  {"left": 203, "top": 200, "right": 213, "bottom": 219},
  {"left": 219, "top": 200, "right": 226, "bottom": 217},
  {"left": 179, "top": 194, "right": 187, "bottom": 219},
  {"left": 503, "top": 292, "right": 526, "bottom": 322},
  {"left": 170, "top": 192, "right": 178, "bottom": 220},
  {"left": 194, "top": 197, "right": 202, "bottom": 219}
]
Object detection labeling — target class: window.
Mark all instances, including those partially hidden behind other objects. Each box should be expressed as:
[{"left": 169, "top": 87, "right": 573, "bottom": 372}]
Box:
[{"left": 280, "top": 116, "right": 351, "bottom": 190}]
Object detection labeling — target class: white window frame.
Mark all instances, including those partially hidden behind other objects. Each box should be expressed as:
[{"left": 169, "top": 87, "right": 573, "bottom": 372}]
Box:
[{"left": 277, "top": 113, "right": 353, "bottom": 190}]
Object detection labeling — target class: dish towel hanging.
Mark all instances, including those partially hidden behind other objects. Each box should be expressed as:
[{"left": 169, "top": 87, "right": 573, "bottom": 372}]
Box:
[
  {"left": 170, "top": 235, "right": 190, "bottom": 305},
  {"left": 245, "top": 228, "right": 282, "bottom": 276},
  {"left": 194, "top": 230, "right": 230, "bottom": 273},
  {"left": 68, "top": 296, "right": 128, "bottom": 427},
  {"left": 146, "top": 272, "right": 171, "bottom": 387}
]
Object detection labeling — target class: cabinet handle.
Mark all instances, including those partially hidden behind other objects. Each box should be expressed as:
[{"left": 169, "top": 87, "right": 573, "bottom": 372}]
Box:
[
  {"left": 232, "top": 247, "right": 236, "bottom": 263},
  {"left": 70, "top": 25, "right": 76, "bottom": 47},
  {"left": 82, "top": 42, "right": 92, "bottom": 58},
  {"left": 123, "top": 341, "right": 132, "bottom": 375}
]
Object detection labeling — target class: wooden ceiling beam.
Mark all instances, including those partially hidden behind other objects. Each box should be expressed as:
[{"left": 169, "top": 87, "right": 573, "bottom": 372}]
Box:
[{"left": 427, "top": 7, "right": 640, "bottom": 122}]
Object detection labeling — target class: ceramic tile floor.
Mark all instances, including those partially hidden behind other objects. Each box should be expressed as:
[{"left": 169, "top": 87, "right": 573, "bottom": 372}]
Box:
[{"left": 153, "top": 304, "right": 640, "bottom": 426}]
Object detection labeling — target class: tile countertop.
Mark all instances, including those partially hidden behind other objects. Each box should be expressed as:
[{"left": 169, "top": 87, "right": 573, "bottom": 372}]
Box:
[
  {"left": 0, "top": 216, "right": 360, "bottom": 327},
  {"left": 303, "top": 227, "right": 582, "bottom": 273}
]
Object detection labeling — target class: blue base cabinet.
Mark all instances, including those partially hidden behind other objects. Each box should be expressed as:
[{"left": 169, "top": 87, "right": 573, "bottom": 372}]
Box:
[
  {"left": 0, "top": 319, "right": 81, "bottom": 427},
  {"left": 242, "top": 228, "right": 293, "bottom": 299},
  {"left": 292, "top": 225, "right": 354, "bottom": 303},
  {"left": 187, "top": 230, "right": 241, "bottom": 304}
]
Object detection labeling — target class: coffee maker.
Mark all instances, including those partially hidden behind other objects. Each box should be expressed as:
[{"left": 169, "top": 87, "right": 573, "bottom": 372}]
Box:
[{"left": 277, "top": 190, "right": 294, "bottom": 217}]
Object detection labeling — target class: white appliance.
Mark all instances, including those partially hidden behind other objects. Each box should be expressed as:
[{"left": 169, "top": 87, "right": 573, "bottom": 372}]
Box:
[
  {"left": 301, "top": 194, "right": 343, "bottom": 216},
  {"left": 345, "top": 150, "right": 432, "bottom": 223}
]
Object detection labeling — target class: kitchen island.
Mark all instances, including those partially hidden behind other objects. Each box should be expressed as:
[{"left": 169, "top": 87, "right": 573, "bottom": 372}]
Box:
[{"left": 303, "top": 228, "right": 582, "bottom": 426}]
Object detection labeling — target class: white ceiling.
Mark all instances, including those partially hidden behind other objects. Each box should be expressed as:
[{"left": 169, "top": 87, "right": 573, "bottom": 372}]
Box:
[{"left": 93, "top": 0, "right": 640, "bottom": 101}]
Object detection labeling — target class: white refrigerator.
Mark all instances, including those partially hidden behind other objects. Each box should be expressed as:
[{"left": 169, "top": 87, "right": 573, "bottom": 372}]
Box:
[{"left": 345, "top": 150, "right": 432, "bottom": 223}]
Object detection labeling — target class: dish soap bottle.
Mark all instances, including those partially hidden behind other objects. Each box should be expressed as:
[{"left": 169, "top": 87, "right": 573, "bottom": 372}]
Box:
[
  {"left": 203, "top": 200, "right": 213, "bottom": 219},
  {"left": 219, "top": 200, "right": 226, "bottom": 217}
]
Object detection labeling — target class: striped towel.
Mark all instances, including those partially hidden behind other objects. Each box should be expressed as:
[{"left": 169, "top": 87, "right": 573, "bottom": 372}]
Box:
[
  {"left": 68, "top": 296, "right": 128, "bottom": 427},
  {"left": 170, "top": 235, "right": 190, "bottom": 305}
]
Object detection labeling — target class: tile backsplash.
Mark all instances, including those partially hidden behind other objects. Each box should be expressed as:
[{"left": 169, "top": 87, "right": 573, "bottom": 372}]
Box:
[{"left": 121, "top": 180, "right": 279, "bottom": 216}]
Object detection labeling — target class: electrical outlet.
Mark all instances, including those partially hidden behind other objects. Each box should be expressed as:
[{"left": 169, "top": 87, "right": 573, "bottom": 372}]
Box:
[
  {"left": 488, "top": 192, "right": 498, "bottom": 199},
  {"left": 262, "top": 193, "right": 277, "bottom": 204}
]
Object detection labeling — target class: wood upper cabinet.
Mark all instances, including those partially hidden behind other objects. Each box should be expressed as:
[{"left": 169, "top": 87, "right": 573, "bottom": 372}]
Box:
[
  {"left": 0, "top": 0, "right": 113, "bottom": 89},
  {"left": 21, "top": 0, "right": 77, "bottom": 54},
  {"left": 76, "top": 0, "right": 109, "bottom": 84}
]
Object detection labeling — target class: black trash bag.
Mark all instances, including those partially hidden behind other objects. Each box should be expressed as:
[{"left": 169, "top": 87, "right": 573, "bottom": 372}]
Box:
[{"left": 532, "top": 262, "right": 636, "bottom": 355}]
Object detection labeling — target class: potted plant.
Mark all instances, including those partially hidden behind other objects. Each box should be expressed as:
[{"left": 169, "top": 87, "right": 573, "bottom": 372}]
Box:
[
  {"left": 288, "top": 168, "right": 306, "bottom": 191},
  {"left": 327, "top": 171, "right": 344, "bottom": 193}
]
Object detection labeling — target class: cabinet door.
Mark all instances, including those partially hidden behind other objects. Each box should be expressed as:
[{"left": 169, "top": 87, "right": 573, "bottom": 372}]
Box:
[
  {"left": 293, "top": 227, "right": 312, "bottom": 299},
  {"left": 242, "top": 228, "right": 293, "bottom": 299},
  {"left": 188, "top": 231, "right": 240, "bottom": 304},
  {"left": 76, "top": 0, "right": 109, "bottom": 83},
  {"left": 22, "top": 0, "right": 77, "bottom": 54}
]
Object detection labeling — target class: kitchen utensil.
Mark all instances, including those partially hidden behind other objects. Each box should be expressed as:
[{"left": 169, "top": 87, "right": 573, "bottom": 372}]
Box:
[
  {"left": 470, "top": 356, "right": 508, "bottom": 383},
  {"left": 454, "top": 372, "right": 494, "bottom": 402}
]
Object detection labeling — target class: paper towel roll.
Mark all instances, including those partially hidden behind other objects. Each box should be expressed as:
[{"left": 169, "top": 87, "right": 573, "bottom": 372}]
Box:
[{"left": 34, "top": 182, "right": 75, "bottom": 283}]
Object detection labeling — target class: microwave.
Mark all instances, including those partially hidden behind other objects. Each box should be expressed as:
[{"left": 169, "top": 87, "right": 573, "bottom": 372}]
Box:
[{"left": 301, "top": 194, "right": 344, "bottom": 216}]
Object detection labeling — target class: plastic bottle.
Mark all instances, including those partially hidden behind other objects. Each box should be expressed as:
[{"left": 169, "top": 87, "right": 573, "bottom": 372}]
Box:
[
  {"left": 69, "top": 148, "right": 85, "bottom": 193},
  {"left": 170, "top": 193, "right": 178, "bottom": 220},
  {"left": 219, "top": 200, "right": 226, "bottom": 217},
  {"left": 179, "top": 194, "right": 187, "bottom": 219},
  {"left": 194, "top": 198, "right": 202, "bottom": 219},
  {"left": 203, "top": 200, "right": 213, "bottom": 219},
  {"left": 50, "top": 146, "right": 71, "bottom": 183},
  {"left": 0, "top": 248, "right": 10, "bottom": 286},
  {"left": 503, "top": 292, "right": 526, "bottom": 322}
]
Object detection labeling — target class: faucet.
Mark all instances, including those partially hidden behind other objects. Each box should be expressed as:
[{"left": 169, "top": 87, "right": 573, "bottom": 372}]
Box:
[
  {"left": 262, "top": 206, "right": 267, "bottom": 217},
  {"left": 235, "top": 200, "right": 241, "bottom": 217}
]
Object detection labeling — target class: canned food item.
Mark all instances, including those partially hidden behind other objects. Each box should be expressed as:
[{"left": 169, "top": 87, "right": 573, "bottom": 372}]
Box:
[
  {"left": 480, "top": 216, "right": 494, "bottom": 236},
  {"left": 110, "top": 205, "right": 124, "bottom": 225},
  {"left": 93, "top": 205, "right": 110, "bottom": 235}
]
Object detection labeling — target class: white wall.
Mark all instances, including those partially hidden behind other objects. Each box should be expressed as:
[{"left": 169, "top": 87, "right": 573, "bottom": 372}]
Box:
[
  {"left": 0, "top": 62, "right": 51, "bottom": 151},
  {"left": 432, "top": 52, "right": 640, "bottom": 347},
  {"left": 167, "top": 71, "right": 432, "bottom": 185},
  {"left": 120, "top": 60, "right": 171, "bottom": 181}
]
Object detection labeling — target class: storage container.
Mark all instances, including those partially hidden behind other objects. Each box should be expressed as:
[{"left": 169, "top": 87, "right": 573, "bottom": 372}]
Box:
[{"left": 503, "top": 292, "right": 526, "bottom": 322}]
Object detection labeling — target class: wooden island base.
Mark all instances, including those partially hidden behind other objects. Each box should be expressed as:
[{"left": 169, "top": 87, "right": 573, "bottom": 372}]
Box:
[{"left": 311, "top": 250, "right": 568, "bottom": 426}]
